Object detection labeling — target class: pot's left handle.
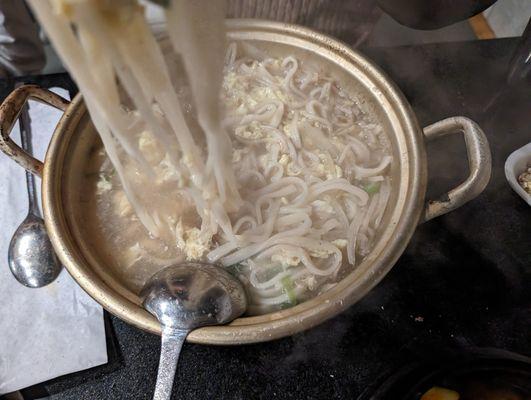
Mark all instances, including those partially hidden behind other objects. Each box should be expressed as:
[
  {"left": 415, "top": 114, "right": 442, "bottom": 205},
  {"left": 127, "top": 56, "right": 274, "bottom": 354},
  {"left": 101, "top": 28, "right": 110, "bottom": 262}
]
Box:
[{"left": 0, "top": 85, "right": 70, "bottom": 178}]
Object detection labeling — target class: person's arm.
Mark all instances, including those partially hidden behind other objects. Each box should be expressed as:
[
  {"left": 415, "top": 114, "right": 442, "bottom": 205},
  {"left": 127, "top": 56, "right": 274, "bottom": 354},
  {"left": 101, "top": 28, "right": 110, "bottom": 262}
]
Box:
[
  {"left": 0, "top": 0, "right": 45, "bottom": 77},
  {"left": 376, "top": 0, "right": 497, "bottom": 30}
]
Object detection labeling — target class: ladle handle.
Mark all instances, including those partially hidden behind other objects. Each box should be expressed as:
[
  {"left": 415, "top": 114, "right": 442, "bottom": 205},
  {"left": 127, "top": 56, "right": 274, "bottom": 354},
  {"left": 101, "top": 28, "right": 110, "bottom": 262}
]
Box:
[
  {"left": 153, "top": 326, "right": 189, "bottom": 400},
  {"left": 0, "top": 85, "right": 70, "bottom": 178},
  {"left": 421, "top": 116, "right": 491, "bottom": 222}
]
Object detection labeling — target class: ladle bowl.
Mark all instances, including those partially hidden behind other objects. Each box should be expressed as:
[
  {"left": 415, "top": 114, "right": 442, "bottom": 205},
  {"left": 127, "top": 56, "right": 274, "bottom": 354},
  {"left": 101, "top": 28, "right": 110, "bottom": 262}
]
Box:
[{"left": 141, "top": 263, "right": 247, "bottom": 400}]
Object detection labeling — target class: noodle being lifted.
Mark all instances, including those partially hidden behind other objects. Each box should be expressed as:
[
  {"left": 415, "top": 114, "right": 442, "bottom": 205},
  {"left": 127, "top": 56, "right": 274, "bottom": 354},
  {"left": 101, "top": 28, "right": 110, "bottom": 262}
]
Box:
[{"left": 30, "top": 0, "right": 393, "bottom": 314}]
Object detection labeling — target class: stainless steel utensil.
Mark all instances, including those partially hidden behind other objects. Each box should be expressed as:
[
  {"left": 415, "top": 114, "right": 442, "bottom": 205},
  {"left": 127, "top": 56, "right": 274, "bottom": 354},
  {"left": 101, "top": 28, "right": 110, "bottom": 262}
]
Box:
[
  {"left": 141, "top": 263, "right": 247, "bottom": 400},
  {"left": 7, "top": 104, "right": 61, "bottom": 288}
]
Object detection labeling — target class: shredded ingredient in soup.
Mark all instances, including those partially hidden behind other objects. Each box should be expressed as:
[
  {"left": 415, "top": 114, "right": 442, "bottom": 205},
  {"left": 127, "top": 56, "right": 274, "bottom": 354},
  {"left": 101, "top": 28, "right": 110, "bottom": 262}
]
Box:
[
  {"left": 31, "top": 0, "right": 393, "bottom": 314},
  {"left": 518, "top": 165, "right": 531, "bottom": 195}
]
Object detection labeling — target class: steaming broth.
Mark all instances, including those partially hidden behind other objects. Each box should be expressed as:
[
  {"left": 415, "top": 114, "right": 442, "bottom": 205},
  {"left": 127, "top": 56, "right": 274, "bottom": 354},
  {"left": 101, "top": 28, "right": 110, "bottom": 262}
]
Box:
[{"left": 81, "top": 43, "right": 393, "bottom": 314}]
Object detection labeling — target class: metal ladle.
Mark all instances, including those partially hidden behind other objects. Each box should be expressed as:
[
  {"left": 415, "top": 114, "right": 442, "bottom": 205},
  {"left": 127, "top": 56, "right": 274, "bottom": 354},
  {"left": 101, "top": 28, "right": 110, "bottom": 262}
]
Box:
[
  {"left": 7, "top": 104, "right": 61, "bottom": 288},
  {"left": 141, "top": 263, "right": 247, "bottom": 400}
]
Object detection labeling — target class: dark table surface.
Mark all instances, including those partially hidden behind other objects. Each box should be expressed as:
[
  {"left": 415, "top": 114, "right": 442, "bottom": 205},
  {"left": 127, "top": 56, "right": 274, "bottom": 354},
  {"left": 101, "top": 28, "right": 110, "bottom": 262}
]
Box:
[{"left": 5, "top": 37, "right": 530, "bottom": 400}]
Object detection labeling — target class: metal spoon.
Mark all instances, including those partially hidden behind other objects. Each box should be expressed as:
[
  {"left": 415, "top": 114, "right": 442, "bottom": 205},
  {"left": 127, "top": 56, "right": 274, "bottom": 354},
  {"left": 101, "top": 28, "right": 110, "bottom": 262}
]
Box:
[
  {"left": 7, "top": 104, "right": 61, "bottom": 288},
  {"left": 141, "top": 263, "right": 247, "bottom": 400}
]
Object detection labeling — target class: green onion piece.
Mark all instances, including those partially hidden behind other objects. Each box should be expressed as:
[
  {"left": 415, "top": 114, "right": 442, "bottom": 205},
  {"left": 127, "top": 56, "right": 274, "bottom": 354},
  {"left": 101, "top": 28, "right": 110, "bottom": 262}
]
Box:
[
  {"left": 280, "top": 302, "right": 292, "bottom": 310},
  {"left": 363, "top": 181, "right": 381, "bottom": 194},
  {"left": 227, "top": 263, "right": 244, "bottom": 276},
  {"left": 280, "top": 276, "right": 297, "bottom": 305}
]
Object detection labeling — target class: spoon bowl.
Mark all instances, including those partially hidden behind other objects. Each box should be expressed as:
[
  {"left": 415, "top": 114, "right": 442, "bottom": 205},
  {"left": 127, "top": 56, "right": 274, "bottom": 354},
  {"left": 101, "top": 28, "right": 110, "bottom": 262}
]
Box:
[
  {"left": 8, "top": 213, "right": 61, "bottom": 288},
  {"left": 141, "top": 262, "right": 247, "bottom": 400},
  {"left": 7, "top": 103, "right": 61, "bottom": 288},
  {"left": 141, "top": 262, "right": 247, "bottom": 330}
]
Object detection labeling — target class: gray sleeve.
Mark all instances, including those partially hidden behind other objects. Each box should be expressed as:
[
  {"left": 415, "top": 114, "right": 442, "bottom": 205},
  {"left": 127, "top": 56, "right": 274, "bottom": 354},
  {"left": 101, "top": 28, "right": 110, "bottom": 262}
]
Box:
[
  {"left": 226, "top": 0, "right": 380, "bottom": 46},
  {"left": 0, "top": 0, "right": 45, "bottom": 76}
]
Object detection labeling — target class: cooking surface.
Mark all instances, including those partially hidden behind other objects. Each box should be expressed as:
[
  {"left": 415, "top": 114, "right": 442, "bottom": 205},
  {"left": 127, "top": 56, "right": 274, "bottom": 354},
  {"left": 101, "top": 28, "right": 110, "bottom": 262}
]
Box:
[{"left": 3, "top": 37, "right": 530, "bottom": 399}]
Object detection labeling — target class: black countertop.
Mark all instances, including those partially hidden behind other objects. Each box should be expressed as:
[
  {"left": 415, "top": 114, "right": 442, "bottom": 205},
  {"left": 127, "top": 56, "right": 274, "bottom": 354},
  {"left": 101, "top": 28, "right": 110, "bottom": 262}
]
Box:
[{"left": 7, "top": 37, "right": 530, "bottom": 399}]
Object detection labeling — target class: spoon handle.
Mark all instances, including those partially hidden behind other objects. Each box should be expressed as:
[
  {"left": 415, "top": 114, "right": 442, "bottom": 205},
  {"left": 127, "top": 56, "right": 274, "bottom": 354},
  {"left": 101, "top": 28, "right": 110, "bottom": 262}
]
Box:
[
  {"left": 153, "top": 326, "right": 189, "bottom": 400},
  {"left": 19, "top": 105, "right": 40, "bottom": 217}
]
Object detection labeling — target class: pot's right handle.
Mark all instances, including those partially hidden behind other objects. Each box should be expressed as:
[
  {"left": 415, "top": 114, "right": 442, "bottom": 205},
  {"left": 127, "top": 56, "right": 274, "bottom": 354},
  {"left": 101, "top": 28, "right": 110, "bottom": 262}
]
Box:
[
  {"left": 422, "top": 116, "right": 491, "bottom": 222},
  {"left": 0, "top": 85, "right": 70, "bottom": 178}
]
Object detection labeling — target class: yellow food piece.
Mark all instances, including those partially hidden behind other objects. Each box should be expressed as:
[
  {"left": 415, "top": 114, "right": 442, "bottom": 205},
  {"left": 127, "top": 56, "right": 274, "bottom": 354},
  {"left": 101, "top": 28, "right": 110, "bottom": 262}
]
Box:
[
  {"left": 421, "top": 387, "right": 460, "bottom": 400},
  {"left": 96, "top": 175, "right": 112, "bottom": 194},
  {"left": 271, "top": 253, "right": 300, "bottom": 267},
  {"left": 138, "top": 130, "right": 164, "bottom": 165},
  {"left": 113, "top": 191, "right": 133, "bottom": 217},
  {"left": 174, "top": 220, "right": 210, "bottom": 261},
  {"left": 332, "top": 239, "right": 348, "bottom": 249}
]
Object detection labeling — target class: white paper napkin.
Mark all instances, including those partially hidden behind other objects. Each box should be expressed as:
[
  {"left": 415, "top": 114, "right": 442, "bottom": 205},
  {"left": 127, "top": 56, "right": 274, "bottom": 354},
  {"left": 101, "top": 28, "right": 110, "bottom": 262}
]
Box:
[{"left": 0, "top": 87, "right": 107, "bottom": 395}]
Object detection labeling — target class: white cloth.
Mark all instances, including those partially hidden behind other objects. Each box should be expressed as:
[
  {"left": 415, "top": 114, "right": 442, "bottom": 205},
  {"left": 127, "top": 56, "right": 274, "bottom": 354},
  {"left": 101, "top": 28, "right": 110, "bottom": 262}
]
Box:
[{"left": 0, "top": 88, "right": 107, "bottom": 395}]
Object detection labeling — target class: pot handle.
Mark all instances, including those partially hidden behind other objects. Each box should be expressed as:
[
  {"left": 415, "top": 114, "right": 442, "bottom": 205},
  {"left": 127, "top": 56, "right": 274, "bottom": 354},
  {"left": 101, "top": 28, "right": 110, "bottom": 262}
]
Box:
[
  {"left": 422, "top": 116, "right": 491, "bottom": 222},
  {"left": 0, "top": 85, "right": 70, "bottom": 178}
]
